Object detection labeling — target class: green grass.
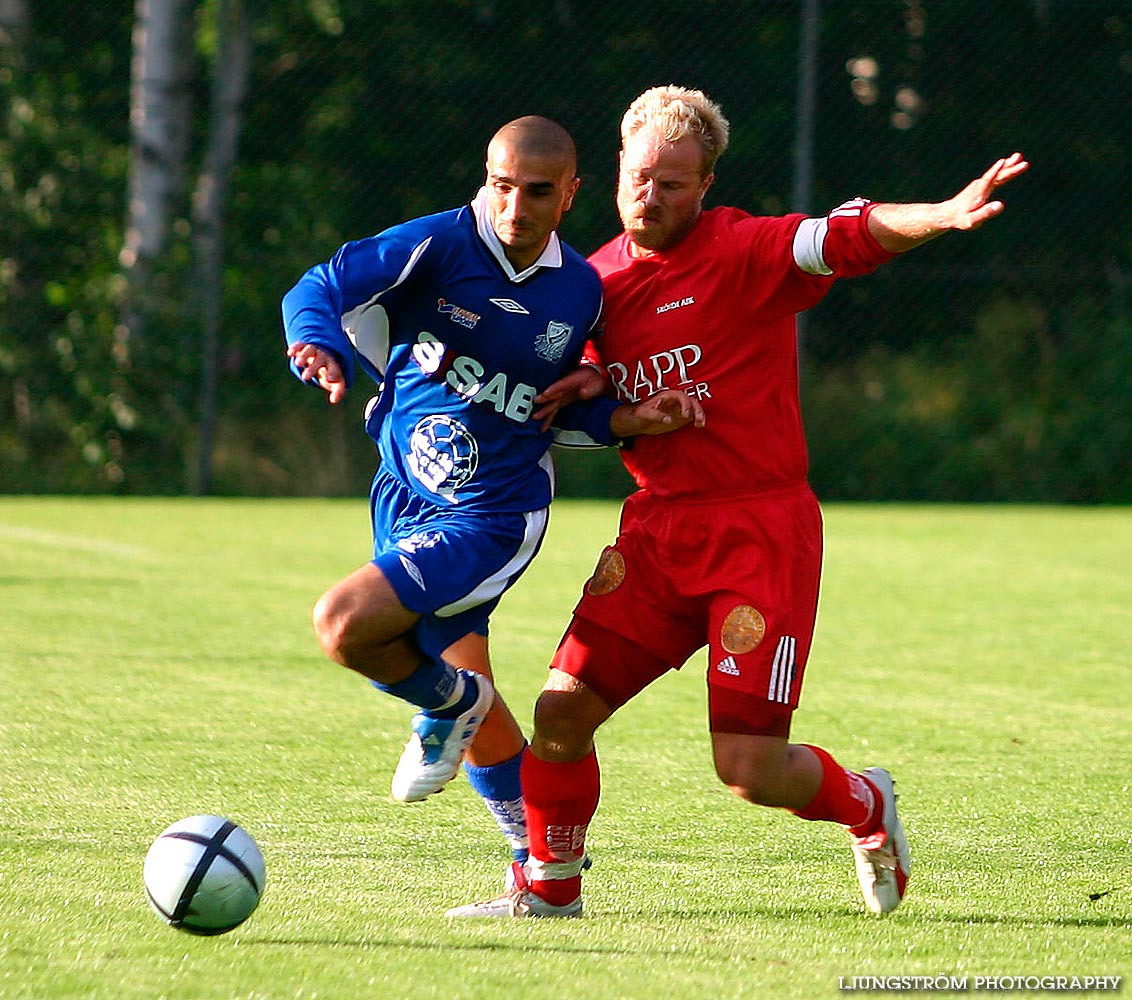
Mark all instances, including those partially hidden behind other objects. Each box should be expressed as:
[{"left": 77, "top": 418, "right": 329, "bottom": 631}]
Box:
[{"left": 1, "top": 496, "right": 1129, "bottom": 1000}]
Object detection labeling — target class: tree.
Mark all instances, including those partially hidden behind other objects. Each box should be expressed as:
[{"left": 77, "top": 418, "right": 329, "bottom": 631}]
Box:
[
  {"left": 121, "top": 0, "right": 194, "bottom": 319},
  {"left": 0, "top": 0, "right": 28, "bottom": 48},
  {"left": 192, "top": 0, "right": 251, "bottom": 494}
]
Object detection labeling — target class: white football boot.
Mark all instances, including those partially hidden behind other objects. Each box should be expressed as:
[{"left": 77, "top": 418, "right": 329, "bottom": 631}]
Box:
[
  {"left": 445, "top": 862, "right": 582, "bottom": 918},
  {"left": 850, "top": 767, "right": 911, "bottom": 914},
  {"left": 390, "top": 670, "right": 494, "bottom": 802}
]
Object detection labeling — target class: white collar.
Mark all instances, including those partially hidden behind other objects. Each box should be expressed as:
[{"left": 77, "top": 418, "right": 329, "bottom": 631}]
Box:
[{"left": 471, "top": 187, "right": 563, "bottom": 283}]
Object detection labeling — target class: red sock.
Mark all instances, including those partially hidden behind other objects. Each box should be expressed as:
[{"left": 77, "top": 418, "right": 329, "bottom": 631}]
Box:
[
  {"left": 521, "top": 748, "right": 599, "bottom": 906},
  {"left": 792, "top": 744, "right": 881, "bottom": 836}
]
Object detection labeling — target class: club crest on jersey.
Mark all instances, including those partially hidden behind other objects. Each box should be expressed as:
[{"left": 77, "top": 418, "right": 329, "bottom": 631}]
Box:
[
  {"left": 437, "top": 298, "right": 481, "bottom": 329},
  {"left": 721, "top": 604, "right": 766, "bottom": 655},
  {"left": 535, "top": 321, "right": 573, "bottom": 363}
]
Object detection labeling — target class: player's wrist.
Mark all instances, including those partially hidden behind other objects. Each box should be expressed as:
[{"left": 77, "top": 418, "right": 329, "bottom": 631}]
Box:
[{"left": 578, "top": 360, "right": 613, "bottom": 398}]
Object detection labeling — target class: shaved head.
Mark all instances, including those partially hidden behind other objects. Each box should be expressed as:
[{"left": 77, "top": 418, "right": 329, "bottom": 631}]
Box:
[
  {"left": 483, "top": 116, "right": 581, "bottom": 271},
  {"left": 487, "top": 116, "right": 578, "bottom": 178}
]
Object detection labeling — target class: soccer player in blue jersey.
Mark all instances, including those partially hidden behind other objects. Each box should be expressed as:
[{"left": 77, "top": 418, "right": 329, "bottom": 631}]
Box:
[{"left": 282, "top": 116, "right": 703, "bottom": 870}]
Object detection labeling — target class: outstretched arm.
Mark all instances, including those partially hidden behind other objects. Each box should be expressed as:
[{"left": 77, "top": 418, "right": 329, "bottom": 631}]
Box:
[{"left": 867, "top": 152, "right": 1030, "bottom": 253}]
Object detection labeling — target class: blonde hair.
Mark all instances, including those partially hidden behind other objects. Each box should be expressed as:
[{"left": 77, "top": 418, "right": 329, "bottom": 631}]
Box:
[{"left": 620, "top": 85, "right": 731, "bottom": 175}]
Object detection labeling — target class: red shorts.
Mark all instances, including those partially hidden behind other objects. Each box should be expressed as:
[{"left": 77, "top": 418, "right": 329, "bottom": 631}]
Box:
[{"left": 551, "top": 483, "right": 823, "bottom": 737}]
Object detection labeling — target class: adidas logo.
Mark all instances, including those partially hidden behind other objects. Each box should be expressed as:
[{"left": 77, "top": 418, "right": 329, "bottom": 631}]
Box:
[{"left": 715, "top": 656, "right": 741, "bottom": 676}]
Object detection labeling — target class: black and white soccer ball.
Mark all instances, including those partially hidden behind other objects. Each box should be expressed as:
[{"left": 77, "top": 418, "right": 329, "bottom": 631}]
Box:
[{"left": 143, "top": 815, "right": 266, "bottom": 935}]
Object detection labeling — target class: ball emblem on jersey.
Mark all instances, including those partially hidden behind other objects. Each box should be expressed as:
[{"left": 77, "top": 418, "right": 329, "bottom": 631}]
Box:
[
  {"left": 407, "top": 414, "right": 479, "bottom": 495},
  {"left": 143, "top": 815, "right": 266, "bottom": 935}
]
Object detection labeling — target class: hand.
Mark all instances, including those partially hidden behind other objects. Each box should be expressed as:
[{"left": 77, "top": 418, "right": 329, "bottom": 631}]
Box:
[
  {"left": 288, "top": 343, "right": 347, "bottom": 404},
  {"left": 868, "top": 152, "right": 1031, "bottom": 252},
  {"left": 610, "top": 389, "right": 706, "bottom": 439},
  {"left": 533, "top": 364, "right": 609, "bottom": 430},
  {"left": 944, "top": 152, "right": 1030, "bottom": 232}
]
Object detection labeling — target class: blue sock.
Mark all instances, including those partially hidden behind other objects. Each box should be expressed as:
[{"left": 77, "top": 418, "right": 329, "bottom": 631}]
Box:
[
  {"left": 371, "top": 655, "right": 474, "bottom": 717},
  {"left": 464, "top": 746, "right": 529, "bottom": 864}
]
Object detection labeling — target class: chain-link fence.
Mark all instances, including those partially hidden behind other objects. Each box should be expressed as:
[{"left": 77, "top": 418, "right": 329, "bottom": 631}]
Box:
[{"left": 2, "top": 1, "right": 1130, "bottom": 499}]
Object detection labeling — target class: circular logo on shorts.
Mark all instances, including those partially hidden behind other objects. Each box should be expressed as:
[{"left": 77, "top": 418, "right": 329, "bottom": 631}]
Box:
[
  {"left": 721, "top": 604, "right": 766, "bottom": 655},
  {"left": 586, "top": 547, "right": 626, "bottom": 596}
]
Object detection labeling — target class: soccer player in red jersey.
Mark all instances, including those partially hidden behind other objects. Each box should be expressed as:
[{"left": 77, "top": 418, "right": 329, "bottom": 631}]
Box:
[{"left": 447, "top": 86, "right": 1029, "bottom": 918}]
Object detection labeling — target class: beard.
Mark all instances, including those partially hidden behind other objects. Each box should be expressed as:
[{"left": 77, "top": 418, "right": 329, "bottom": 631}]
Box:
[{"left": 620, "top": 208, "right": 699, "bottom": 253}]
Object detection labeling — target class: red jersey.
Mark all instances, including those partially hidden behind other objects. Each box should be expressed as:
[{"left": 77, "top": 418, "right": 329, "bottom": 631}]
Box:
[{"left": 587, "top": 202, "right": 894, "bottom": 499}]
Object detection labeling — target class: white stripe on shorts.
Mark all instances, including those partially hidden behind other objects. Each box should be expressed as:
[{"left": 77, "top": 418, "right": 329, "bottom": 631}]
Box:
[
  {"left": 767, "top": 635, "right": 797, "bottom": 704},
  {"left": 434, "top": 505, "right": 549, "bottom": 617}
]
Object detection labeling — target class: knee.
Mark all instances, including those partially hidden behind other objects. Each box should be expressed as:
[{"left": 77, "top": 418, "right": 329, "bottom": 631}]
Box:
[
  {"left": 311, "top": 590, "right": 368, "bottom": 666},
  {"left": 532, "top": 689, "right": 598, "bottom": 761}
]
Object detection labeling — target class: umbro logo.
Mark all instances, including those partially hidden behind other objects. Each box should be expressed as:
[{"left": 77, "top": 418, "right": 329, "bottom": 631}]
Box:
[
  {"left": 489, "top": 297, "right": 530, "bottom": 314},
  {"left": 715, "top": 656, "right": 741, "bottom": 676},
  {"left": 399, "top": 554, "right": 426, "bottom": 590}
]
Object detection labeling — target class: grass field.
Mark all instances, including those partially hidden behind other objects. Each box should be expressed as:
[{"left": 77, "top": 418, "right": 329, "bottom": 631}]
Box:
[{"left": 1, "top": 496, "right": 1129, "bottom": 1000}]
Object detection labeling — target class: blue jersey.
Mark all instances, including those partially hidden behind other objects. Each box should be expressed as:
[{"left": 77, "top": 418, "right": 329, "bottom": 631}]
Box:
[{"left": 282, "top": 189, "right": 618, "bottom": 513}]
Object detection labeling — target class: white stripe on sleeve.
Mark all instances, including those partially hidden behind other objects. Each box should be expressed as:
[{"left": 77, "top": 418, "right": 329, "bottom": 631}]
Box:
[
  {"left": 792, "top": 217, "right": 833, "bottom": 276},
  {"left": 343, "top": 236, "right": 432, "bottom": 375}
]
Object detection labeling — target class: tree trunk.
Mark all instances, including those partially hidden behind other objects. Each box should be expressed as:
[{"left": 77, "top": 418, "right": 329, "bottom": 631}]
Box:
[
  {"left": 192, "top": 0, "right": 251, "bottom": 495},
  {"left": 0, "top": 0, "right": 28, "bottom": 48},
  {"left": 120, "top": 0, "right": 194, "bottom": 353}
]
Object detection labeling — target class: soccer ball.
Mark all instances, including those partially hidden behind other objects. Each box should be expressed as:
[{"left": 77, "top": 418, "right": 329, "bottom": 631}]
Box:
[{"left": 143, "top": 815, "right": 266, "bottom": 935}]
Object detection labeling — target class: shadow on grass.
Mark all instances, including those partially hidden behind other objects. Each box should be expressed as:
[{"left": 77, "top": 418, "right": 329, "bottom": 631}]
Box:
[
  {"left": 242, "top": 902, "right": 1128, "bottom": 953},
  {"left": 653, "top": 905, "right": 1130, "bottom": 929},
  {"left": 244, "top": 936, "right": 629, "bottom": 956},
  {"left": 927, "top": 911, "right": 1130, "bottom": 929}
]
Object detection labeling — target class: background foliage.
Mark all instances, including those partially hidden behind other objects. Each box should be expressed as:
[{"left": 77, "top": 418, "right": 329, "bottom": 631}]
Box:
[{"left": 2, "top": 0, "right": 1130, "bottom": 500}]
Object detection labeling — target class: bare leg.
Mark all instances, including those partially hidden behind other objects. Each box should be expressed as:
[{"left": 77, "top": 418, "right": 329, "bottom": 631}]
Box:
[
  {"left": 311, "top": 562, "right": 422, "bottom": 684},
  {"left": 441, "top": 631, "right": 526, "bottom": 767},
  {"left": 711, "top": 733, "right": 823, "bottom": 809}
]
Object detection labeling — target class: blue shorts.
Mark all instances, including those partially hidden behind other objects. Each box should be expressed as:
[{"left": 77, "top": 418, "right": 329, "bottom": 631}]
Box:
[{"left": 369, "top": 468, "right": 549, "bottom": 659}]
